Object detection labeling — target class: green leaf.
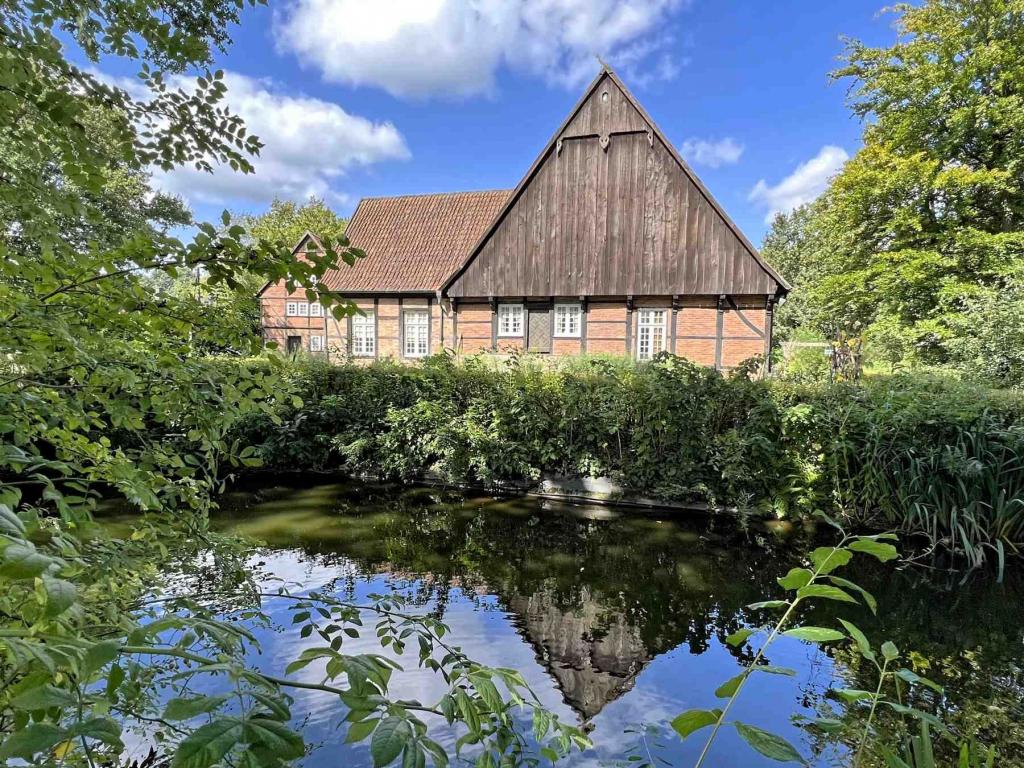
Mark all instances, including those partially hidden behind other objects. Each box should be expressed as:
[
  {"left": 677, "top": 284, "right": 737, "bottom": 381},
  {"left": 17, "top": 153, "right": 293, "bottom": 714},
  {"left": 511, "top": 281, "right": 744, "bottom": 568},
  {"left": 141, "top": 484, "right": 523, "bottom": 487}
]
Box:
[
  {"left": 835, "top": 689, "right": 874, "bottom": 702},
  {"left": 0, "top": 723, "right": 66, "bottom": 759},
  {"left": 828, "top": 576, "right": 878, "bottom": 614},
  {"left": 796, "top": 584, "right": 858, "bottom": 604},
  {"left": 894, "top": 668, "right": 943, "bottom": 693},
  {"left": 10, "top": 683, "right": 77, "bottom": 711},
  {"left": 67, "top": 716, "right": 122, "bottom": 748},
  {"left": 164, "top": 694, "right": 231, "bottom": 721},
  {"left": 346, "top": 718, "right": 380, "bottom": 744},
  {"left": 733, "top": 722, "right": 804, "bottom": 763},
  {"left": 715, "top": 673, "right": 745, "bottom": 698},
  {"left": 42, "top": 577, "right": 76, "bottom": 616},
  {"left": 747, "top": 600, "right": 789, "bottom": 610},
  {"left": 808, "top": 717, "right": 845, "bottom": 733},
  {"left": 881, "top": 641, "right": 899, "bottom": 661},
  {"left": 849, "top": 539, "right": 899, "bottom": 562},
  {"left": 244, "top": 716, "right": 304, "bottom": 759},
  {"left": 726, "top": 627, "right": 756, "bottom": 647},
  {"left": 0, "top": 543, "right": 53, "bottom": 579},
  {"left": 82, "top": 640, "right": 121, "bottom": 678},
  {"left": 839, "top": 620, "right": 874, "bottom": 661},
  {"left": 752, "top": 665, "right": 797, "bottom": 676},
  {"left": 172, "top": 717, "right": 244, "bottom": 768},
  {"left": 371, "top": 716, "right": 412, "bottom": 768},
  {"left": 0, "top": 504, "right": 25, "bottom": 536},
  {"left": 670, "top": 709, "right": 721, "bottom": 740},
  {"left": 777, "top": 568, "right": 813, "bottom": 590},
  {"left": 783, "top": 626, "right": 845, "bottom": 643},
  {"left": 808, "top": 547, "right": 852, "bottom": 575}
]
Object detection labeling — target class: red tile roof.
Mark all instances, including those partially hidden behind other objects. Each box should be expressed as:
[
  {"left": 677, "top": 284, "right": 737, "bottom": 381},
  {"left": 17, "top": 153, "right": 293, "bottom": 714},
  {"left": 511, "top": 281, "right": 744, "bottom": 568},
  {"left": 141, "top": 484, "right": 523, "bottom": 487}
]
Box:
[{"left": 322, "top": 190, "right": 511, "bottom": 293}]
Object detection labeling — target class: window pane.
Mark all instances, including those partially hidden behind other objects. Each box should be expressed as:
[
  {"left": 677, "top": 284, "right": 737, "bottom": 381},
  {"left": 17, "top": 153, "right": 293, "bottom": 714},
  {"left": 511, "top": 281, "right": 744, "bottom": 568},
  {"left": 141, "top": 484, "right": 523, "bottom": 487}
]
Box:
[
  {"left": 309, "top": 303, "right": 323, "bottom": 317},
  {"left": 404, "top": 310, "right": 429, "bottom": 357},
  {"left": 554, "top": 304, "right": 580, "bottom": 337},
  {"left": 498, "top": 304, "right": 523, "bottom": 336},
  {"left": 286, "top": 302, "right": 297, "bottom": 316},
  {"left": 352, "top": 314, "right": 375, "bottom": 356},
  {"left": 297, "top": 302, "right": 309, "bottom": 316},
  {"left": 637, "top": 309, "right": 666, "bottom": 360}
]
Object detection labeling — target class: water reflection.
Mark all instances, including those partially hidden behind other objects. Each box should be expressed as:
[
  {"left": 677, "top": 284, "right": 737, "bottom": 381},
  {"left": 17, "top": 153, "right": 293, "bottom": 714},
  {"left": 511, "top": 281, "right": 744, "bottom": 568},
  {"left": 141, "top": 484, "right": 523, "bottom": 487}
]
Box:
[{"left": 121, "top": 479, "right": 1024, "bottom": 767}]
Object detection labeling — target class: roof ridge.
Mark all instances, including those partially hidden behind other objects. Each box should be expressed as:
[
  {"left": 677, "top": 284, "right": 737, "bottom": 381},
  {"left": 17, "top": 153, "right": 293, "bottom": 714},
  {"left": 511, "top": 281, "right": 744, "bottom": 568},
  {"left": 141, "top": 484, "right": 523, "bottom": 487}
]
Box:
[{"left": 358, "top": 188, "right": 512, "bottom": 202}]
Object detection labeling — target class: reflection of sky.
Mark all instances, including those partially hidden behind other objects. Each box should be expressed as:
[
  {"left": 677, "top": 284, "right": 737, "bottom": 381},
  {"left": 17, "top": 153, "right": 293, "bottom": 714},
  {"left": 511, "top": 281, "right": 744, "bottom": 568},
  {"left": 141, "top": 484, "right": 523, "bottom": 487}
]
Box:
[{"left": 184, "top": 546, "right": 850, "bottom": 768}]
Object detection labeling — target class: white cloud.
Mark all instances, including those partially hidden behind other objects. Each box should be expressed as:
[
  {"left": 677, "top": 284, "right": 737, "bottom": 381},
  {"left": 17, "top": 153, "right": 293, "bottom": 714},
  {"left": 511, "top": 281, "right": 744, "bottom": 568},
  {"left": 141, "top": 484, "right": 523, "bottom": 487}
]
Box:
[
  {"left": 680, "top": 136, "right": 744, "bottom": 168},
  {"left": 151, "top": 72, "right": 409, "bottom": 207},
  {"left": 748, "top": 145, "right": 848, "bottom": 221},
  {"left": 275, "top": 0, "right": 688, "bottom": 99}
]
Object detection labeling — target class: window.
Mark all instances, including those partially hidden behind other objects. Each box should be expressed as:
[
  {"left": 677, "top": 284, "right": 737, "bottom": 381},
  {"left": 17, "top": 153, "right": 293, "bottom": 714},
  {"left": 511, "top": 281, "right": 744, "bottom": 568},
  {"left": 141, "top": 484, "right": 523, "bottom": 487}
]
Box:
[
  {"left": 286, "top": 301, "right": 298, "bottom": 317},
  {"left": 497, "top": 304, "right": 523, "bottom": 337},
  {"left": 309, "top": 335, "right": 324, "bottom": 352},
  {"left": 309, "top": 302, "right": 324, "bottom": 317},
  {"left": 286, "top": 336, "right": 301, "bottom": 354},
  {"left": 554, "top": 303, "right": 582, "bottom": 337},
  {"left": 636, "top": 308, "right": 667, "bottom": 360},
  {"left": 404, "top": 310, "right": 429, "bottom": 358},
  {"left": 352, "top": 313, "right": 375, "bottom": 357},
  {"left": 297, "top": 302, "right": 309, "bottom": 317}
]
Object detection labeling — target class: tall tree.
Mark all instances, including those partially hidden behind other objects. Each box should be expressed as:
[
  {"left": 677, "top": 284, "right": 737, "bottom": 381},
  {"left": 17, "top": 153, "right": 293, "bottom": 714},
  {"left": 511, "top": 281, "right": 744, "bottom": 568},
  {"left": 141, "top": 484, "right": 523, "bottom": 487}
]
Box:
[
  {"left": 769, "top": 0, "right": 1024, "bottom": 373},
  {"left": 239, "top": 196, "right": 347, "bottom": 247},
  {"left": 0, "top": 3, "right": 583, "bottom": 766}
]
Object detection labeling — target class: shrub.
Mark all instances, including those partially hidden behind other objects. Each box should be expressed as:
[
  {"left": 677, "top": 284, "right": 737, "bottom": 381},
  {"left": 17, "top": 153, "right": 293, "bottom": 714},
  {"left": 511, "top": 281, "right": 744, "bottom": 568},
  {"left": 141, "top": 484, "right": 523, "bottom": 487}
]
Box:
[{"left": 228, "top": 355, "right": 1024, "bottom": 573}]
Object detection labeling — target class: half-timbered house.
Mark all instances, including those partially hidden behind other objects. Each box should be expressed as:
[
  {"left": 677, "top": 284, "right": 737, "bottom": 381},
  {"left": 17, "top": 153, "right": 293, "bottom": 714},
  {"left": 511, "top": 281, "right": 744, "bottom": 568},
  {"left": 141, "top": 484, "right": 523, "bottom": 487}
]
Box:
[{"left": 259, "top": 67, "right": 789, "bottom": 368}]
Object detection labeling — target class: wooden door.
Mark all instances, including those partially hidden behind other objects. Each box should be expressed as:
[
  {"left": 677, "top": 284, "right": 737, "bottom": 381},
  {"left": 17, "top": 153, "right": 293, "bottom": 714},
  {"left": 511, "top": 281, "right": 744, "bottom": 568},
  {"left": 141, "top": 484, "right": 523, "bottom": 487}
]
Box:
[{"left": 527, "top": 305, "right": 552, "bottom": 353}]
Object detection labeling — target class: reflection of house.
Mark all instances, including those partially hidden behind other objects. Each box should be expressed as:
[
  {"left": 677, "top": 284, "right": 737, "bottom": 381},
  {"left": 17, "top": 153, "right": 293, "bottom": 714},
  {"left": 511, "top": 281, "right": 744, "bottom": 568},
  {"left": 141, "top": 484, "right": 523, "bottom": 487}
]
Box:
[{"left": 507, "top": 588, "right": 652, "bottom": 721}]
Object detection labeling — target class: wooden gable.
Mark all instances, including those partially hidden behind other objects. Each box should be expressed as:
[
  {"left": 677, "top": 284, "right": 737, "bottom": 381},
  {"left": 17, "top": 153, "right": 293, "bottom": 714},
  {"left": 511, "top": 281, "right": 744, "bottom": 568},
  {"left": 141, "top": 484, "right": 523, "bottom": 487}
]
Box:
[{"left": 444, "top": 69, "right": 788, "bottom": 299}]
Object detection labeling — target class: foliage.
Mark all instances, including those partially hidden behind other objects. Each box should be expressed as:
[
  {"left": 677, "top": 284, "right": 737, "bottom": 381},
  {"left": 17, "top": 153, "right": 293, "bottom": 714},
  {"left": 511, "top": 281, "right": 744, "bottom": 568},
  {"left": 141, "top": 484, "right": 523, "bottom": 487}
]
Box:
[
  {"left": 669, "top": 526, "right": 997, "bottom": 767},
  {"left": 237, "top": 197, "right": 348, "bottom": 248},
  {"left": 0, "top": 0, "right": 585, "bottom": 765},
  {"left": 233, "top": 356, "right": 1024, "bottom": 573},
  {"left": 762, "top": 0, "right": 1024, "bottom": 382}
]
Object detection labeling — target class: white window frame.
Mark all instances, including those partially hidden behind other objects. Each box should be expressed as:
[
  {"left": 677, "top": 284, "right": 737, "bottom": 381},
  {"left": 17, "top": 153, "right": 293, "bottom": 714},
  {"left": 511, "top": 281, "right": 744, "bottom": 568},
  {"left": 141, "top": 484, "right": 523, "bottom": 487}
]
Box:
[
  {"left": 296, "top": 302, "right": 309, "bottom": 317},
  {"left": 497, "top": 304, "right": 524, "bottom": 337},
  {"left": 309, "top": 334, "right": 324, "bottom": 352},
  {"left": 309, "top": 302, "right": 323, "bottom": 317},
  {"left": 285, "top": 301, "right": 299, "bottom": 317},
  {"left": 351, "top": 312, "right": 376, "bottom": 357},
  {"left": 636, "top": 308, "right": 668, "bottom": 361},
  {"left": 553, "top": 303, "right": 582, "bottom": 338},
  {"left": 403, "top": 309, "right": 429, "bottom": 358}
]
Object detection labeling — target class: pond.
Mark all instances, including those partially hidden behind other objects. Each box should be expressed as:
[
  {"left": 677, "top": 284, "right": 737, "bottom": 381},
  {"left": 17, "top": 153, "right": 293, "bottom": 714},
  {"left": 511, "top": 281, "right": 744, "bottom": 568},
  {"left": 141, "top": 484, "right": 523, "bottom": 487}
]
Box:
[{"left": 110, "top": 478, "right": 1024, "bottom": 767}]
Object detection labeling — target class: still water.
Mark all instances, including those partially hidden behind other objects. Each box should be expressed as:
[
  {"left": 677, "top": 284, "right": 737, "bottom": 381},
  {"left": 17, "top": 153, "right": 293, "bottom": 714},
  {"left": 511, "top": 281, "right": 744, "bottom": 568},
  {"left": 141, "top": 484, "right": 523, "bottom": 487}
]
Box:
[{"left": 132, "top": 479, "right": 1024, "bottom": 766}]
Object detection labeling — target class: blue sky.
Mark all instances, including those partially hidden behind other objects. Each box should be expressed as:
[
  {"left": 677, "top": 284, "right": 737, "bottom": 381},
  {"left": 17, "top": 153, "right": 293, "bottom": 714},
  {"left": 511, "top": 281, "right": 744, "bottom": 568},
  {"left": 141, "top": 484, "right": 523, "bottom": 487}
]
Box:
[{"left": 122, "top": 1, "right": 899, "bottom": 245}]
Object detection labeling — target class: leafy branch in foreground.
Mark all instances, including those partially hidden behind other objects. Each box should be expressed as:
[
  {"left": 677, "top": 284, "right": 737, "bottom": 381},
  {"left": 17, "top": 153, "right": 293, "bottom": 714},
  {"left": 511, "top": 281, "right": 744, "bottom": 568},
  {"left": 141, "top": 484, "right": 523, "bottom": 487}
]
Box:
[
  {"left": 0, "top": 506, "right": 588, "bottom": 768},
  {"left": 669, "top": 520, "right": 995, "bottom": 766}
]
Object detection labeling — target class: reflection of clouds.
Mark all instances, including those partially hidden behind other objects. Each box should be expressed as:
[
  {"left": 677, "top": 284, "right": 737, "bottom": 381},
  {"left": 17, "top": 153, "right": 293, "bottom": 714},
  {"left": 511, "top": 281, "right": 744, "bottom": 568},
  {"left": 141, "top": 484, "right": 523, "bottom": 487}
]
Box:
[{"left": 242, "top": 546, "right": 849, "bottom": 768}]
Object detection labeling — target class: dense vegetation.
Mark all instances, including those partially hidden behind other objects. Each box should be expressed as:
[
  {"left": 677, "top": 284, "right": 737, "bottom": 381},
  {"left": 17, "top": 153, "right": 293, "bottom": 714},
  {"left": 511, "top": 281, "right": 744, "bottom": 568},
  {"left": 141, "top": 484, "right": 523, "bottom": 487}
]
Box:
[
  {"left": 1, "top": 0, "right": 1020, "bottom": 764},
  {"left": 0, "top": 0, "right": 584, "bottom": 766},
  {"left": 763, "top": 0, "right": 1024, "bottom": 385},
  {"left": 233, "top": 354, "right": 1024, "bottom": 574}
]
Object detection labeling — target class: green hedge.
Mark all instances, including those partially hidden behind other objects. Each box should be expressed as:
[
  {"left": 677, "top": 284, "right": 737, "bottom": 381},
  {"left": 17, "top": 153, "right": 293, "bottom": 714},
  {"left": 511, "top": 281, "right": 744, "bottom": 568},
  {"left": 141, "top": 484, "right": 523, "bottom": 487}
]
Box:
[{"left": 230, "top": 354, "right": 1024, "bottom": 570}]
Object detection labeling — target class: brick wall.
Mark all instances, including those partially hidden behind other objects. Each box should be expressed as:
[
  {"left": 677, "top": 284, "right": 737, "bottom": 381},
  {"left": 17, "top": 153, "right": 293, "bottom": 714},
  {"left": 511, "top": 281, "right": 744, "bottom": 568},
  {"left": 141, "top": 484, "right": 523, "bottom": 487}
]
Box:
[
  {"left": 585, "top": 302, "right": 627, "bottom": 355},
  {"left": 454, "top": 302, "right": 492, "bottom": 354},
  {"left": 259, "top": 282, "right": 329, "bottom": 355},
  {"left": 720, "top": 296, "right": 768, "bottom": 369},
  {"left": 260, "top": 289, "right": 773, "bottom": 369}
]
